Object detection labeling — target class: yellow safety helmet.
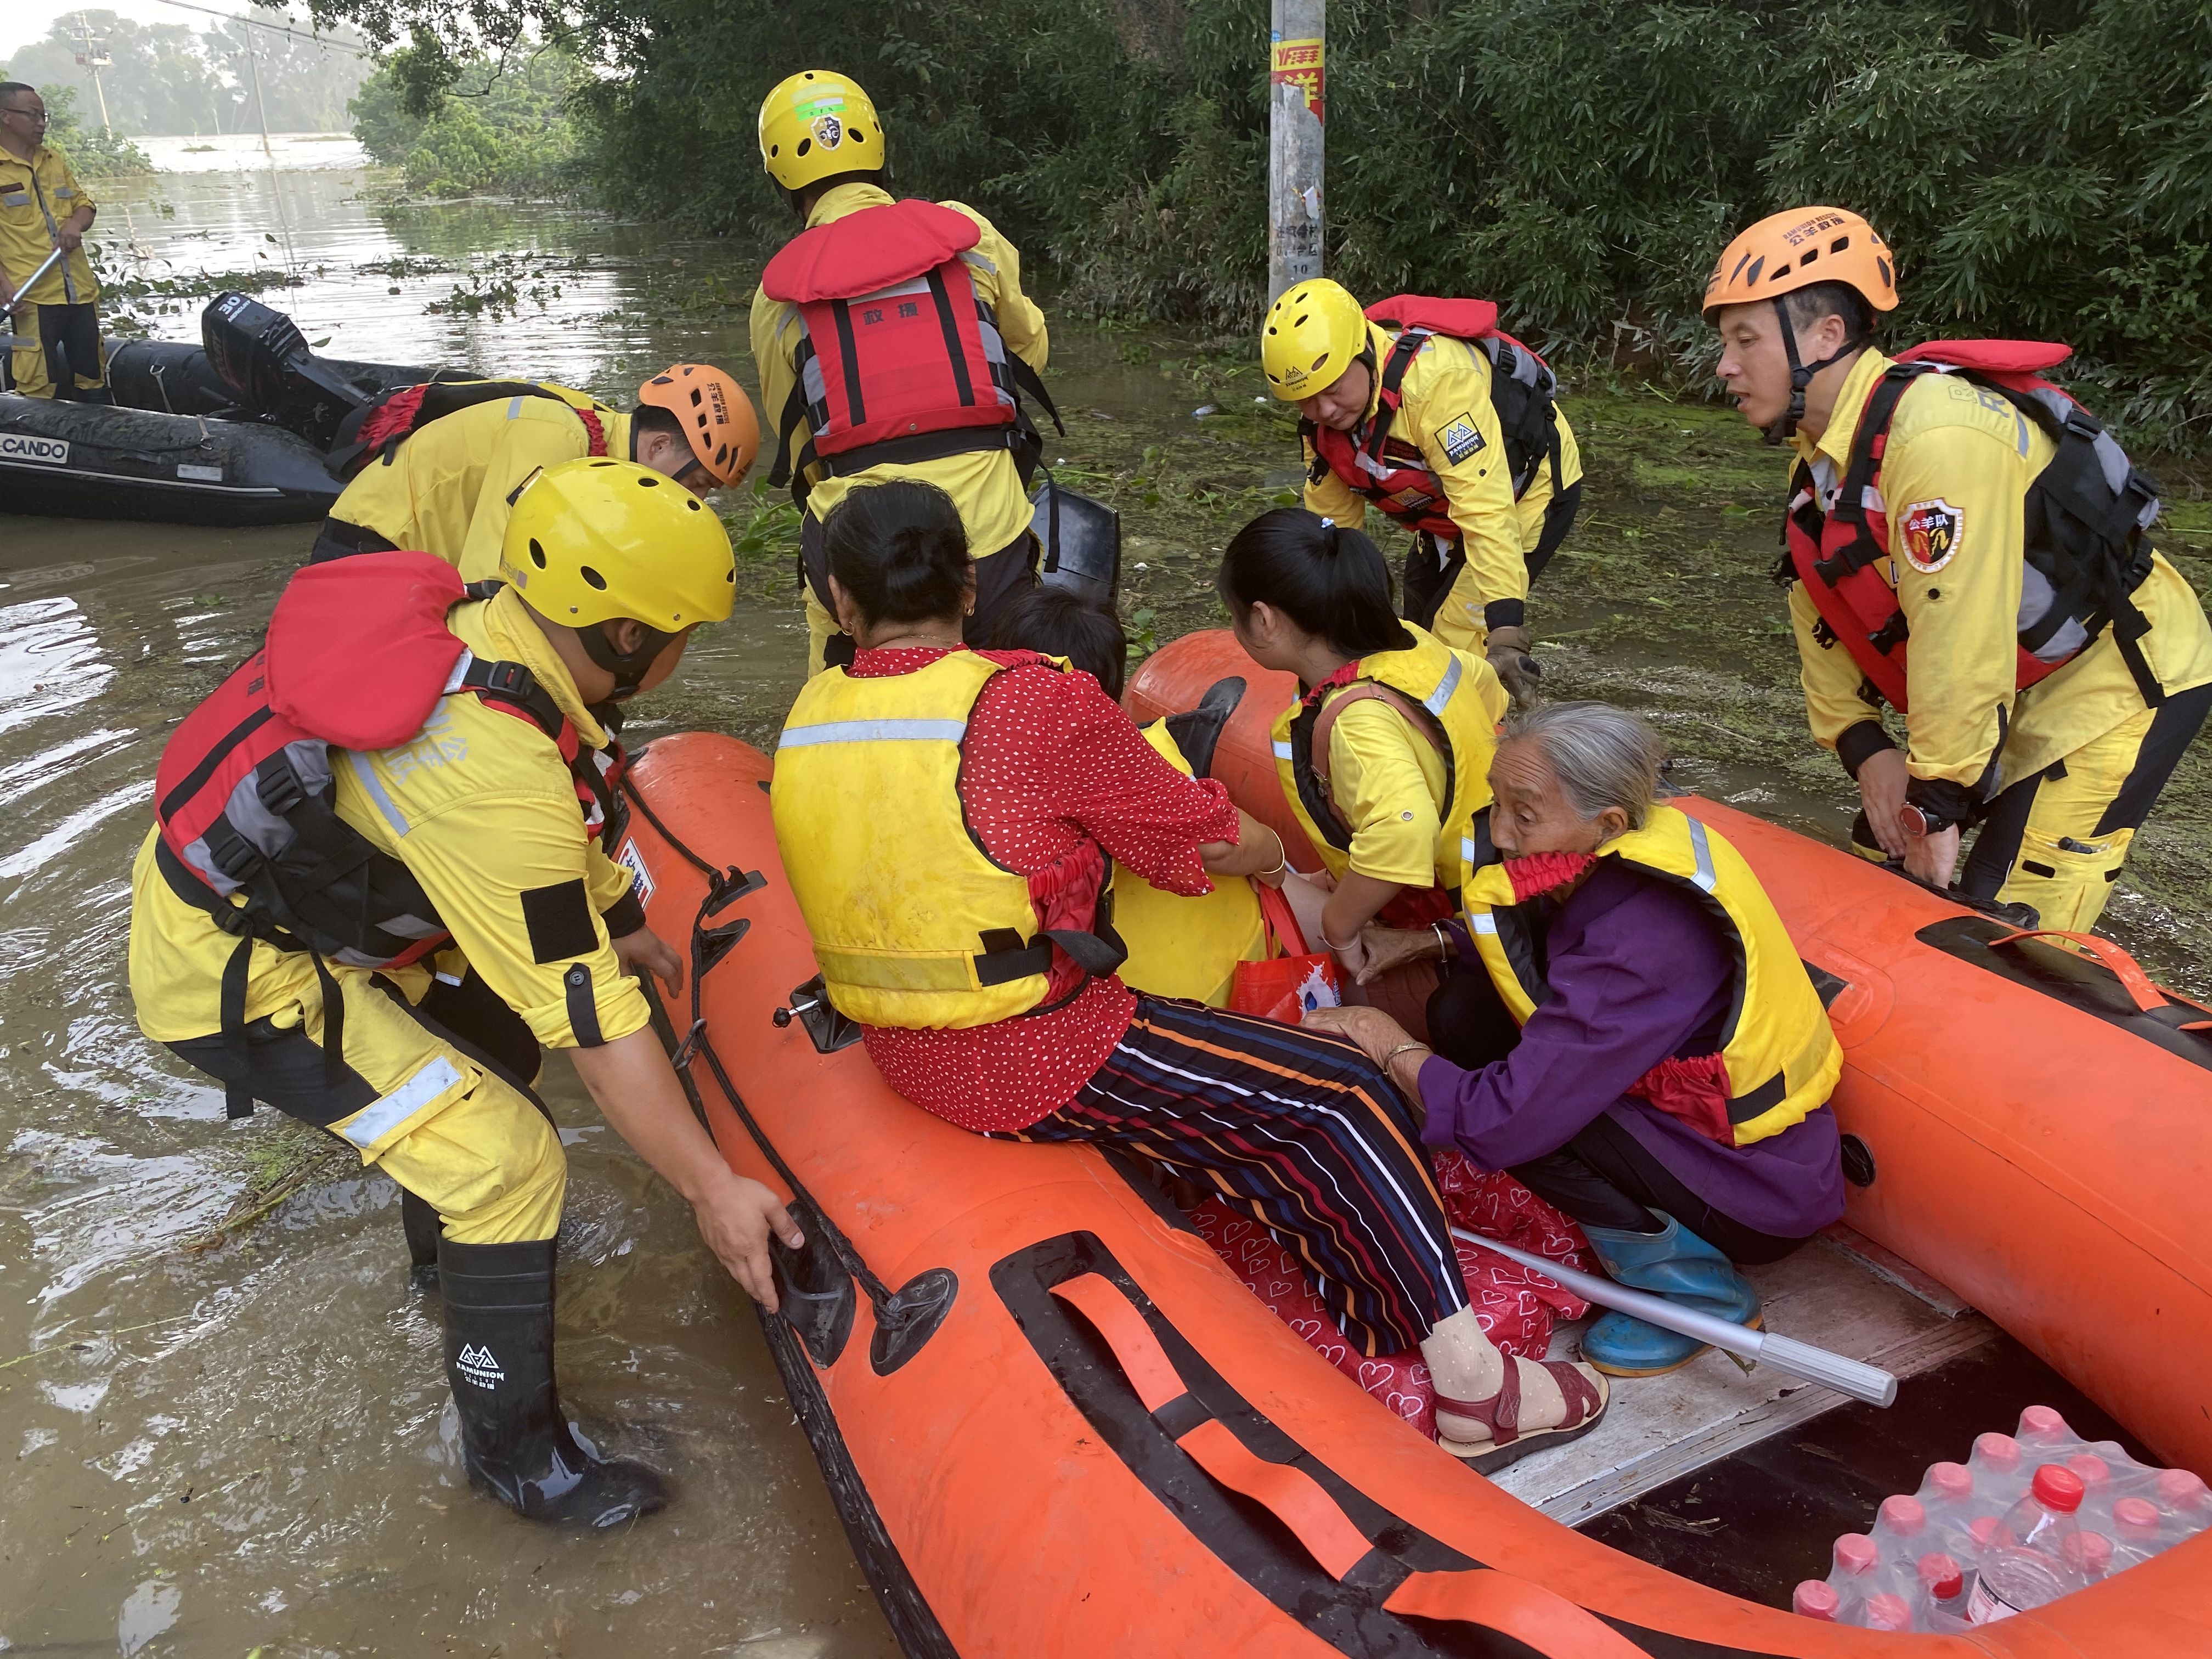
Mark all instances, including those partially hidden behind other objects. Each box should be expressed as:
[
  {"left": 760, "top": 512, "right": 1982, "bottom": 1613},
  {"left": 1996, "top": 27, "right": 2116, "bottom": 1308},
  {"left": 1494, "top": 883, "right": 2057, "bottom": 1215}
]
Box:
[
  {"left": 1261, "top": 278, "right": 1370, "bottom": 401},
  {"left": 501, "top": 457, "right": 736, "bottom": 634},
  {"left": 759, "top": 70, "right": 883, "bottom": 193}
]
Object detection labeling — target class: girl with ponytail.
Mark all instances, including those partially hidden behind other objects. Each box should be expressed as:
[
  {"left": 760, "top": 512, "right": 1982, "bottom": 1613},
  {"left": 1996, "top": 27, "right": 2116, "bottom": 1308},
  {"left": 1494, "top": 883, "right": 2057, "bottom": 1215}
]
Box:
[
  {"left": 774, "top": 483, "right": 1607, "bottom": 1468},
  {"left": 1220, "top": 507, "right": 1508, "bottom": 978}
]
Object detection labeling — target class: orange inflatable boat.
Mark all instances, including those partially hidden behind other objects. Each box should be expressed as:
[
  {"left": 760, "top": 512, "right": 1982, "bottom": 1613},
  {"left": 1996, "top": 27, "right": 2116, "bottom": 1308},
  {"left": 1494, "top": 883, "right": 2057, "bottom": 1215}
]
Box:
[{"left": 617, "top": 628, "right": 2212, "bottom": 1658}]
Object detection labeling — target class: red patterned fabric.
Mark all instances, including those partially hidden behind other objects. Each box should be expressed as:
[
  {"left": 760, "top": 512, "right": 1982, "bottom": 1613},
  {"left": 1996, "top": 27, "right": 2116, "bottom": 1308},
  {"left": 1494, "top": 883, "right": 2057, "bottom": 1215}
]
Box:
[
  {"left": 1188, "top": 1147, "right": 1593, "bottom": 1439},
  {"left": 1503, "top": 850, "right": 1597, "bottom": 903}
]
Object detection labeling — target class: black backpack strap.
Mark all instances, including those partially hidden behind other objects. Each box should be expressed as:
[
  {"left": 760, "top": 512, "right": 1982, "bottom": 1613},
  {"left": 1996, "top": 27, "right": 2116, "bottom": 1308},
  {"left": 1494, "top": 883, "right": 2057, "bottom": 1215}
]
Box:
[
  {"left": 1359, "top": 332, "right": 1427, "bottom": 470},
  {"left": 1818, "top": 364, "right": 1926, "bottom": 584},
  {"left": 455, "top": 656, "right": 565, "bottom": 739}
]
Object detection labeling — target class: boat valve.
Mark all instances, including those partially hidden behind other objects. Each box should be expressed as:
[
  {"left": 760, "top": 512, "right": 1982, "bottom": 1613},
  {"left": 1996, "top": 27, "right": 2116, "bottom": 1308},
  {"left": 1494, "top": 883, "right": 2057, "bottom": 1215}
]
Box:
[{"left": 772, "top": 995, "right": 820, "bottom": 1029}]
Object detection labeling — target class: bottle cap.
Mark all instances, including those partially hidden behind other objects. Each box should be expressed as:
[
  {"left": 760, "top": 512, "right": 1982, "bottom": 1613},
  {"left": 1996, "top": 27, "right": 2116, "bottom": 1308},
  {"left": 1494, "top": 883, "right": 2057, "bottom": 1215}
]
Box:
[
  {"left": 1791, "top": 1581, "right": 1840, "bottom": 1621},
  {"left": 1927, "top": 1462, "right": 1972, "bottom": 1502},
  {"left": 2158, "top": 1469, "right": 2210, "bottom": 1511},
  {"left": 2032, "top": 1463, "right": 2086, "bottom": 1512},
  {"left": 1970, "top": 1515, "right": 2015, "bottom": 1550},
  {"left": 2062, "top": 1530, "right": 2113, "bottom": 1576},
  {"left": 1975, "top": 1432, "right": 2022, "bottom": 1470},
  {"left": 1917, "top": 1553, "right": 1963, "bottom": 1599},
  {"left": 1833, "top": 1533, "right": 1880, "bottom": 1575},
  {"left": 2067, "top": 1453, "right": 2111, "bottom": 1489},
  {"left": 2114, "top": 1498, "right": 2161, "bottom": 1539},
  {"left": 2018, "top": 1404, "right": 2070, "bottom": 1442},
  {"left": 1863, "top": 1593, "right": 1912, "bottom": 1630},
  {"left": 1879, "top": 1494, "right": 1926, "bottom": 1534}
]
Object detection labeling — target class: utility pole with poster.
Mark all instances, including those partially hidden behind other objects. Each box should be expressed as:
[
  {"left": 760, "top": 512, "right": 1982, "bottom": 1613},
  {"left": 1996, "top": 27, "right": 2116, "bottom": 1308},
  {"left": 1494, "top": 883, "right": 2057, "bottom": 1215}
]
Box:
[{"left": 1266, "top": 0, "right": 1324, "bottom": 303}]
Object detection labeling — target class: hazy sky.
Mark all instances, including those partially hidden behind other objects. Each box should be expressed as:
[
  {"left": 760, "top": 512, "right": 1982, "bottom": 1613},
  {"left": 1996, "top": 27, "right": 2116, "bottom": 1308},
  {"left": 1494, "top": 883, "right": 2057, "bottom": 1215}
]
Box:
[{"left": 2, "top": 3, "right": 330, "bottom": 66}]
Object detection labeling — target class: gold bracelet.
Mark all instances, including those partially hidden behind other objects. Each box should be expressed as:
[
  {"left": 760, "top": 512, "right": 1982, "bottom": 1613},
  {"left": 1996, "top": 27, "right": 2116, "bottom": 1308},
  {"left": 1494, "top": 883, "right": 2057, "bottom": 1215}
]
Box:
[
  {"left": 1260, "top": 833, "right": 1288, "bottom": 880},
  {"left": 1383, "top": 1041, "right": 1431, "bottom": 1069}
]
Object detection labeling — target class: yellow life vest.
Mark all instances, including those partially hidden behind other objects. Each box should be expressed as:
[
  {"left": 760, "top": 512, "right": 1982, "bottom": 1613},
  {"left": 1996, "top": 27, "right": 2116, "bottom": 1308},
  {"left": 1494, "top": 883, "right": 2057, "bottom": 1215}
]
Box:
[
  {"left": 1111, "top": 719, "right": 1273, "bottom": 1006},
  {"left": 770, "top": 650, "right": 1120, "bottom": 1029},
  {"left": 1268, "top": 623, "right": 1505, "bottom": 889},
  {"left": 1459, "top": 804, "right": 1842, "bottom": 1147}
]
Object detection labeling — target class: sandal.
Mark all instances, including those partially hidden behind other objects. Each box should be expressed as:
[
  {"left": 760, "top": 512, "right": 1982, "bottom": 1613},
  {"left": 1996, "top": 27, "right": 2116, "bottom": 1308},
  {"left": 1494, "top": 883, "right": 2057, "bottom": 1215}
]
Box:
[{"left": 1433, "top": 1356, "right": 1610, "bottom": 1474}]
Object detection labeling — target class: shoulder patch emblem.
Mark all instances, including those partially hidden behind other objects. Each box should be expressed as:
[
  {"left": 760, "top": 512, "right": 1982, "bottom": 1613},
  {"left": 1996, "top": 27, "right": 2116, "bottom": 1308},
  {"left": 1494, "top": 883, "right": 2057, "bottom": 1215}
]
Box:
[
  {"left": 1900, "top": 498, "right": 1963, "bottom": 573},
  {"left": 1439, "top": 412, "right": 1485, "bottom": 465}
]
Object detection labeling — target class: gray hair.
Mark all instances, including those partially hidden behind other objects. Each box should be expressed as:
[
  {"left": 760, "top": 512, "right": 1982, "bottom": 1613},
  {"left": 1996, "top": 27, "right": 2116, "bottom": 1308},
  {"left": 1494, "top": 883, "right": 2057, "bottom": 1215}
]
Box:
[{"left": 1502, "top": 701, "right": 1664, "bottom": 830}]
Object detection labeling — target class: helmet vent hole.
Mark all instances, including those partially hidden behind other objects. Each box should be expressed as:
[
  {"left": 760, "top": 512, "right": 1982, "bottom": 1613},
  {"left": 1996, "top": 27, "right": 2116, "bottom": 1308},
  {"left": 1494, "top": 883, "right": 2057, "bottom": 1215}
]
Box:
[
  {"left": 1771, "top": 261, "right": 1791, "bottom": 279},
  {"left": 1831, "top": 235, "right": 1851, "bottom": 253},
  {"left": 797, "top": 137, "right": 811, "bottom": 157},
  {"left": 1293, "top": 311, "right": 1308, "bottom": 326},
  {"left": 690, "top": 388, "right": 703, "bottom": 406},
  {"left": 1877, "top": 256, "right": 1893, "bottom": 286},
  {"left": 687, "top": 498, "right": 703, "bottom": 511},
  {"left": 528, "top": 538, "right": 548, "bottom": 569},
  {"left": 1801, "top": 246, "right": 1820, "bottom": 265},
  {"left": 637, "top": 475, "right": 660, "bottom": 487},
  {"left": 769, "top": 143, "right": 779, "bottom": 157},
  {"left": 850, "top": 126, "right": 867, "bottom": 143},
  {"left": 579, "top": 565, "right": 608, "bottom": 591},
  {"left": 1745, "top": 255, "right": 1765, "bottom": 284},
  {"left": 1309, "top": 353, "right": 1329, "bottom": 372}
]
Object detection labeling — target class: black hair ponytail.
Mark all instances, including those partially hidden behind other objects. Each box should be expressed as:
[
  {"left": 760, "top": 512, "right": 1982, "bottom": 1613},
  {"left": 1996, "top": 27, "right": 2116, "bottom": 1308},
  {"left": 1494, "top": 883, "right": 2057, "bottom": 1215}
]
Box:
[
  {"left": 1217, "top": 507, "right": 1414, "bottom": 656},
  {"left": 821, "top": 479, "right": 972, "bottom": 628}
]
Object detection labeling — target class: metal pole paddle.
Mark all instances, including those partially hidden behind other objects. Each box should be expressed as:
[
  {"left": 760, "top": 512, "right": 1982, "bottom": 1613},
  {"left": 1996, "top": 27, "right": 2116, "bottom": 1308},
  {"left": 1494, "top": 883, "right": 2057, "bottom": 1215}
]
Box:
[
  {"left": 1449, "top": 1226, "right": 1900, "bottom": 1408},
  {"left": 10, "top": 246, "right": 66, "bottom": 309}
]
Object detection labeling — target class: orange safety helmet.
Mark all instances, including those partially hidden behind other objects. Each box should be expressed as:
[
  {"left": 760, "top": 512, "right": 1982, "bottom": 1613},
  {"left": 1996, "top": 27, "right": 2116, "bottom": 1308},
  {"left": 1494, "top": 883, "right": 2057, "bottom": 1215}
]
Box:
[
  {"left": 1704, "top": 207, "right": 1898, "bottom": 442},
  {"left": 637, "top": 363, "right": 762, "bottom": 489},
  {"left": 1702, "top": 206, "right": 1898, "bottom": 320}
]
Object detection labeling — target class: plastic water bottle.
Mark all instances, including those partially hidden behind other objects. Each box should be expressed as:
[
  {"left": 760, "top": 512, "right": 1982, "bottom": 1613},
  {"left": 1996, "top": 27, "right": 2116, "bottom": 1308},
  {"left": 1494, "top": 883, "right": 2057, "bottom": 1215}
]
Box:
[
  {"left": 1969, "top": 1431, "right": 2028, "bottom": 1506},
  {"left": 2156, "top": 1469, "right": 2212, "bottom": 1540},
  {"left": 1861, "top": 1592, "right": 1914, "bottom": 1631},
  {"left": 1914, "top": 1554, "right": 1973, "bottom": 1633},
  {"left": 2113, "top": 1497, "right": 2165, "bottom": 1567},
  {"left": 1872, "top": 1494, "right": 1928, "bottom": 1554},
  {"left": 2066, "top": 1453, "right": 2117, "bottom": 1526},
  {"left": 1915, "top": 1462, "right": 1984, "bottom": 1562},
  {"left": 1792, "top": 1581, "right": 1840, "bottom": 1621},
  {"left": 2017, "top": 1404, "right": 2082, "bottom": 1457},
  {"left": 1968, "top": 1465, "right": 2089, "bottom": 1623},
  {"left": 2061, "top": 1529, "right": 2113, "bottom": 1584},
  {"left": 1828, "top": 1532, "right": 1882, "bottom": 1615}
]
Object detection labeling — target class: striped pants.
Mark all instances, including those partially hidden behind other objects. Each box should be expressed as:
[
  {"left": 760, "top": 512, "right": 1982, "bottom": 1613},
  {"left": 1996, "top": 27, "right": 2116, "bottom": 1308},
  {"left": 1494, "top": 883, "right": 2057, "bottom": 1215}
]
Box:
[{"left": 1003, "top": 996, "right": 1469, "bottom": 1356}]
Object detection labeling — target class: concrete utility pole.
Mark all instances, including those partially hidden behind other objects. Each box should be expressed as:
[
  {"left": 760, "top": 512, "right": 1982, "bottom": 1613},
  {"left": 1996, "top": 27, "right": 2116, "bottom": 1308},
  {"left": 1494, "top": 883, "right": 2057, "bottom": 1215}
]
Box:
[
  {"left": 1266, "top": 0, "right": 1325, "bottom": 303},
  {"left": 72, "top": 12, "right": 114, "bottom": 132}
]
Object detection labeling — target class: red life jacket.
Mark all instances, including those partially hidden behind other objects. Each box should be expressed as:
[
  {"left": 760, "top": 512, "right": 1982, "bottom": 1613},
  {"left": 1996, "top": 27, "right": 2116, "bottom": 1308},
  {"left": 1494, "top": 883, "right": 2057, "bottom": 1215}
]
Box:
[
  {"left": 153, "top": 552, "right": 608, "bottom": 1115},
  {"left": 1306, "top": 295, "right": 1564, "bottom": 539},
  {"left": 761, "top": 199, "right": 1061, "bottom": 506},
  {"left": 1783, "top": 342, "right": 2164, "bottom": 714},
  {"left": 326, "top": 380, "right": 609, "bottom": 481}
]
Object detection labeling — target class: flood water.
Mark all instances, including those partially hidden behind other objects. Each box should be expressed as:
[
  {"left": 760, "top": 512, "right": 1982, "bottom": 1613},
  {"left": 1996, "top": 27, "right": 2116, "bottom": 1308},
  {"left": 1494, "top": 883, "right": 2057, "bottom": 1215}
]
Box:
[{"left": 4, "top": 148, "right": 2210, "bottom": 1656}]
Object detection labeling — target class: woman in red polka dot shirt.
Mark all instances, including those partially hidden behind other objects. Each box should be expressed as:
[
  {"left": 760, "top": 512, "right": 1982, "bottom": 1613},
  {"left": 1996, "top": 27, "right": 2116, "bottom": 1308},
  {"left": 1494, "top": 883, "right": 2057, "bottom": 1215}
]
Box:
[{"left": 768, "top": 481, "right": 1607, "bottom": 1469}]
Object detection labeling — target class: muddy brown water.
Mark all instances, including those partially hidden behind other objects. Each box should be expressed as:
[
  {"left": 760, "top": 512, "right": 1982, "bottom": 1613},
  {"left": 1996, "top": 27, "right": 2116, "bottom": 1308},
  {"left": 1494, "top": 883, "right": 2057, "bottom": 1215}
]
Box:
[{"left": 5, "top": 152, "right": 2210, "bottom": 1657}]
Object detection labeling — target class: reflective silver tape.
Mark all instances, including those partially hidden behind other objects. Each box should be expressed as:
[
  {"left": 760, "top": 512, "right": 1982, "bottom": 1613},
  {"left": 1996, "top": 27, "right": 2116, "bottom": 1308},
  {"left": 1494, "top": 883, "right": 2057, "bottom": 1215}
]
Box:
[
  {"left": 336, "top": 1055, "right": 463, "bottom": 1149},
  {"left": 778, "top": 718, "right": 968, "bottom": 748}
]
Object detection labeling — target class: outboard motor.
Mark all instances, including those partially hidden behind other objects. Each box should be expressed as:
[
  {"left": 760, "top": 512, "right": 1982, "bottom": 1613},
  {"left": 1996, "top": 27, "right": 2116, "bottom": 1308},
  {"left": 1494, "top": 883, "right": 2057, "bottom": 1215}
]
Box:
[
  {"left": 1032, "top": 481, "right": 1122, "bottom": 609},
  {"left": 202, "top": 292, "right": 369, "bottom": 446}
]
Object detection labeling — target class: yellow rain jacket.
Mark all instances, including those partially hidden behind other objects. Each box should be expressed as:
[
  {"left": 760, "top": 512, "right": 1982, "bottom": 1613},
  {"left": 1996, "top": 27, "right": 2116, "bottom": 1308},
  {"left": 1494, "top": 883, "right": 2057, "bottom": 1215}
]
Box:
[
  {"left": 772, "top": 650, "right": 1118, "bottom": 1029},
  {"left": 1112, "top": 719, "right": 1272, "bottom": 1005},
  {"left": 1305, "top": 321, "right": 1584, "bottom": 652},
  {"left": 325, "top": 387, "right": 628, "bottom": 584},
  {"left": 129, "top": 585, "right": 650, "bottom": 1057},
  {"left": 1460, "top": 805, "right": 1842, "bottom": 1147},
  {"left": 1788, "top": 349, "right": 2212, "bottom": 803},
  {"left": 0, "top": 143, "right": 96, "bottom": 306},
  {"left": 1270, "top": 623, "right": 1508, "bottom": 891}
]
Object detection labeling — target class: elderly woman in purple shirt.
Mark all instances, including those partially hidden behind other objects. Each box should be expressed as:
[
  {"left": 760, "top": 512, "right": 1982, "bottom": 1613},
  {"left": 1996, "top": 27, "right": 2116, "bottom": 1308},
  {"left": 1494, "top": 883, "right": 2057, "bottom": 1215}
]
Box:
[{"left": 1311, "top": 702, "right": 1846, "bottom": 1379}]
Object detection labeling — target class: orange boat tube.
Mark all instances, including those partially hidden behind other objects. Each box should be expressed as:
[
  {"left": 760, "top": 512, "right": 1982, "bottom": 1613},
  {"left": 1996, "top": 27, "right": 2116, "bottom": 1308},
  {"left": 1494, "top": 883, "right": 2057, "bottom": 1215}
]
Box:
[{"left": 617, "top": 629, "right": 2212, "bottom": 1657}]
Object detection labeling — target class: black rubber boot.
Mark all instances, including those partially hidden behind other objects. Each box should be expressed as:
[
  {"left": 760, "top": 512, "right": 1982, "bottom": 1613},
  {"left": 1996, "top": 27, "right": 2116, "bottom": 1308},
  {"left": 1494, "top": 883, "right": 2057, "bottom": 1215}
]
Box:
[
  {"left": 400, "top": 1188, "right": 443, "bottom": 1293},
  {"left": 438, "top": 1237, "right": 671, "bottom": 1528}
]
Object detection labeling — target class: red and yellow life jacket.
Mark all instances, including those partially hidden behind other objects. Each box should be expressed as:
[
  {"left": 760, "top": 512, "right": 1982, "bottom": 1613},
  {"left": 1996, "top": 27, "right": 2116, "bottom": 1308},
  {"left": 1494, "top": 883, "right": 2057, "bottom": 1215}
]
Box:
[
  {"left": 1783, "top": 340, "right": 2164, "bottom": 713},
  {"left": 326, "top": 380, "right": 609, "bottom": 481},
  {"left": 1305, "top": 295, "right": 1563, "bottom": 539},
  {"left": 761, "top": 198, "right": 1061, "bottom": 507},
  {"left": 153, "top": 554, "right": 617, "bottom": 1113}
]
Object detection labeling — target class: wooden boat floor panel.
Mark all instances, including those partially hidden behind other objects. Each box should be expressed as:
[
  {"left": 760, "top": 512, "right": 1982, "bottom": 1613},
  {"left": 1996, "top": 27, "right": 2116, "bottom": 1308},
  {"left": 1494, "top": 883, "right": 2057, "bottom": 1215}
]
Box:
[{"left": 1491, "top": 1240, "right": 1994, "bottom": 1527}]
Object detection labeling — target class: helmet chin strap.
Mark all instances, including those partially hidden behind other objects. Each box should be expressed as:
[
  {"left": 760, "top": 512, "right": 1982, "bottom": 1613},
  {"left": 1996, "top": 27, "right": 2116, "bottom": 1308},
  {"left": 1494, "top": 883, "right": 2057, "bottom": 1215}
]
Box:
[
  {"left": 1764, "top": 296, "right": 1860, "bottom": 447},
  {"left": 579, "top": 619, "right": 674, "bottom": 702}
]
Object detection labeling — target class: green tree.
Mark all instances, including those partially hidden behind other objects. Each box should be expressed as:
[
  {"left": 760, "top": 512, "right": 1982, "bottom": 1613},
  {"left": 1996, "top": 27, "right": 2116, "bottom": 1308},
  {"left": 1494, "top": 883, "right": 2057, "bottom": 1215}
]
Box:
[{"left": 350, "top": 46, "right": 584, "bottom": 197}]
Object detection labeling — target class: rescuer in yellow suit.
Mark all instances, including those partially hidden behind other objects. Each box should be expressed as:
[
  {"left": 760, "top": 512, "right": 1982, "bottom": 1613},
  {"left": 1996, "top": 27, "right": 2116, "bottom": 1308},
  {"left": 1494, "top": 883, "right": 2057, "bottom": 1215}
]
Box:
[
  {"left": 751, "top": 70, "right": 1054, "bottom": 676},
  {"left": 1261, "top": 278, "right": 1583, "bottom": 699},
  {"left": 1707, "top": 206, "right": 2212, "bottom": 930},
  {"left": 0, "top": 82, "right": 109, "bottom": 400},
  {"left": 129, "top": 459, "right": 800, "bottom": 1529},
  {"left": 312, "top": 364, "right": 761, "bottom": 580}
]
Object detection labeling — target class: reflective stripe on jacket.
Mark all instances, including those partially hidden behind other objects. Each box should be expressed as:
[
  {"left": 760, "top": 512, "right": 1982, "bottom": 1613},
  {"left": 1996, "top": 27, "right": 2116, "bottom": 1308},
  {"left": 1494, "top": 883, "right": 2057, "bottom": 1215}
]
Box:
[{"left": 1459, "top": 804, "right": 1842, "bottom": 1147}]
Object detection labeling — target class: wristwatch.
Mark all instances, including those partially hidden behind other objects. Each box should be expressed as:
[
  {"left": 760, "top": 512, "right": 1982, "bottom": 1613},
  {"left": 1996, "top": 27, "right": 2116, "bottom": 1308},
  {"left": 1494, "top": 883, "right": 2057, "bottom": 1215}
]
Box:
[{"left": 1897, "top": 802, "right": 1960, "bottom": 838}]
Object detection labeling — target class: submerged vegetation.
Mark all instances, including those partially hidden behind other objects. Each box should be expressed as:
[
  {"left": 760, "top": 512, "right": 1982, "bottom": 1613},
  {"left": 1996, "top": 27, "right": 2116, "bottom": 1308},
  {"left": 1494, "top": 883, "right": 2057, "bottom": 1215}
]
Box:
[{"left": 349, "top": 46, "right": 585, "bottom": 198}]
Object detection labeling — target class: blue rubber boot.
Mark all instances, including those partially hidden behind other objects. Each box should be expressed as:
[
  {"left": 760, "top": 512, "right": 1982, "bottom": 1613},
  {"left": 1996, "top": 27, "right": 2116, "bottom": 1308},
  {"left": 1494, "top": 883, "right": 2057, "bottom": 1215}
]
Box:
[{"left": 1579, "top": 1212, "right": 1760, "bottom": 1378}]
